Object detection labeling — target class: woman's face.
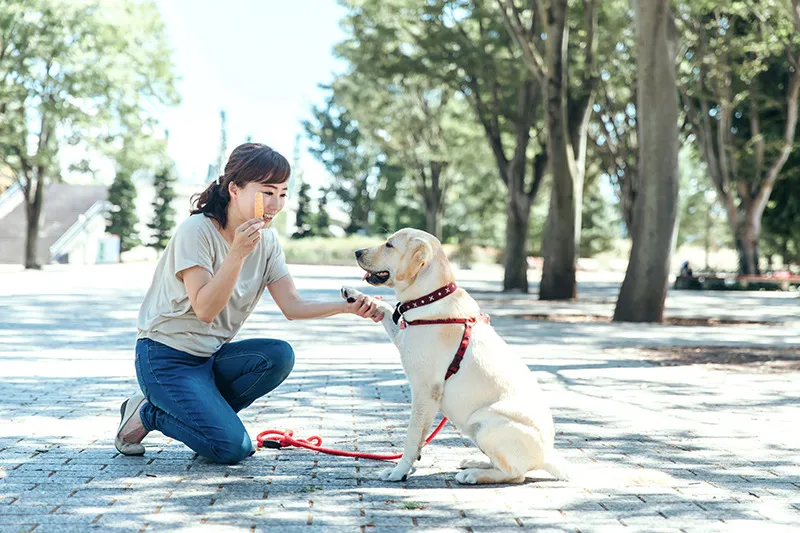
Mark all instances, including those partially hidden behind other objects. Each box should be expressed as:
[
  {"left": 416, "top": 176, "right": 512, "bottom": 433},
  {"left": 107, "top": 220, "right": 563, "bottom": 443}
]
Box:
[{"left": 236, "top": 181, "right": 288, "bottom": 227}]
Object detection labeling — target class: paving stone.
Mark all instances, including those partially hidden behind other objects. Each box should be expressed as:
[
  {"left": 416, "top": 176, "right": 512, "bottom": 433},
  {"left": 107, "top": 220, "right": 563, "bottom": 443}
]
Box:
[{"left": 1, "top": 264, "right": 800, "bottom": 531}]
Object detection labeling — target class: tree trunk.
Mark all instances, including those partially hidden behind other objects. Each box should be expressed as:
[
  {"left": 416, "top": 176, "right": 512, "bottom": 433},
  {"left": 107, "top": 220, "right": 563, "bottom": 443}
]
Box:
[
  {"left": 614, "top": 0, "right": 679, "bottom": 323},
  {"left": 421, "top": 161, "right": 445, "bottom": 240},
  {"left": 351, "top": 179, "right": 371, "bottom": 234},
  {"left": 424, "top": 208, "right": 443, "bottom": 241},
  {"left": 24, "top": 172, "right": 45, "bottom": 270},
  {"left": 504, "top": 192, "right": 532, "bottom": 292},
  {"left": 735, "top": 209, "right": 761, "bottom": 275},
  {"left": 540, "top": 0, "right": 581, "bottom": 300}
]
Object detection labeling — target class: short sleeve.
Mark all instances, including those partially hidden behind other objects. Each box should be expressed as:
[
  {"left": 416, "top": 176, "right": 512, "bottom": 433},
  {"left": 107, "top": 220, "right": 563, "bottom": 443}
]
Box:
[
  {"left": 172, "top": 217, "right": 215, "bottom": 281},
  {"left": 265, "top": 236, "right": 290, "bottom": 286}
]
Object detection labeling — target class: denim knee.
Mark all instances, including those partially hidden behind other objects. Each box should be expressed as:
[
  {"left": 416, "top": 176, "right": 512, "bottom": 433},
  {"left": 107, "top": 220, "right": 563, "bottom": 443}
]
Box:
[
  {"left": 208, "top": 431, "right": 254, "bottom": 465},
  {"left": 271, "top": 340, "right": 295, "bottom": 382}
]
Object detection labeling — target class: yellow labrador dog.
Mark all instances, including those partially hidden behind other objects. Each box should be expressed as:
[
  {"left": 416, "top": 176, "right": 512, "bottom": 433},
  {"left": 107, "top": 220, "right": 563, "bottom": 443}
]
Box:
[
  {"left": 341, "top": 228, "right": 559, "bottom": 485},
  {"left": 341, "top": 228, "right": 672, "bottom": 487}
]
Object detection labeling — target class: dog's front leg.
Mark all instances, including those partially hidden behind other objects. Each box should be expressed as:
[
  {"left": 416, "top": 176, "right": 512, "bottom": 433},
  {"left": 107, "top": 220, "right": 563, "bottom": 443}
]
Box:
[
  {"left": 341, "top": 286, "right": 401, "bottom": 346},
  {"left": 380, "top": 387, "right": 440, "bottom": 482}
]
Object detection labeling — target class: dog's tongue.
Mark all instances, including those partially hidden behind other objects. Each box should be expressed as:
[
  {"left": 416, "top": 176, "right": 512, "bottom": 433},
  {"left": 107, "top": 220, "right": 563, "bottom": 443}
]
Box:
[{"left": 363, "top": 272, "right": 369, "bottom": 281}]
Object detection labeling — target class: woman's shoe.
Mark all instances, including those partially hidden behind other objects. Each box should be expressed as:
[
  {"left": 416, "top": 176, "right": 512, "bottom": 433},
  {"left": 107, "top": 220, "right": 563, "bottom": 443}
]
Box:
[{"left": 115, "top": 393, "right": 147, "bottom": 456}]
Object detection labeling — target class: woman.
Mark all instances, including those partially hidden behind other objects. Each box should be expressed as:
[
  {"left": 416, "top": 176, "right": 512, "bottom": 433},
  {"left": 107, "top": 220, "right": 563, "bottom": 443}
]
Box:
[{"left": 115, "top": 143, "right": 383, "bottom": 464}]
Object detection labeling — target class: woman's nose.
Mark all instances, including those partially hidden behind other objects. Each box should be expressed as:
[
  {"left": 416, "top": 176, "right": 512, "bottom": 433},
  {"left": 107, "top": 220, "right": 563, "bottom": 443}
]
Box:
[{"left": 266, "top": 195, "right": 282, "bottom": 209}]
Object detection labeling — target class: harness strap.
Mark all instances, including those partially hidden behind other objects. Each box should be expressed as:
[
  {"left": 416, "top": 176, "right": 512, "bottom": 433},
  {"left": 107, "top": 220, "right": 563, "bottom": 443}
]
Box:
[{"left": 405, "top": 314, "right": 490, "bottom": 380}]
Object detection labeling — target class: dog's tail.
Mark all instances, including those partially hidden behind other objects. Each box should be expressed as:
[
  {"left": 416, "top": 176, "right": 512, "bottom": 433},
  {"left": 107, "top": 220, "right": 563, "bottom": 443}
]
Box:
[
  {"left": 542, "top": 452, "right": 673, "bottom": 487},
  {"left": 542, "top": 452, "right": 574, "bottom": 481}
]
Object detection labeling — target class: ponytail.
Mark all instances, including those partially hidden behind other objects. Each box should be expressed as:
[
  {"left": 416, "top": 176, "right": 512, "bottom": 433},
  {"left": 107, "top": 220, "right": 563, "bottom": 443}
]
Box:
[{"left": 190, "top": 176, "right": 231, "bottom": 228}]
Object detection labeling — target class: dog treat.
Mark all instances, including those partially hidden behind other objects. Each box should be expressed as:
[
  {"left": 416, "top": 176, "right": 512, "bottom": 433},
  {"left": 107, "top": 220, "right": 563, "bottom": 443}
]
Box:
[{"left": 254, "top": 192, "right": 264, "bottom": 219}]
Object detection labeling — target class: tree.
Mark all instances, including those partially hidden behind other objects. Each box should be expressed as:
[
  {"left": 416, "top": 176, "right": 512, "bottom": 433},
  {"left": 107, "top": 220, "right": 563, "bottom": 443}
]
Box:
[
  {"left": 761, "top": 157, "right": 800, "bottom": 269},
  {"left": 580, "top": 176, "right": 618, "bottom": 258},
  {"left": 330, "top": 71, "right": 457, "bottom": 240},
  {"left": 675, "top": 146, "right": 731, "bottom": 266},
  {"left": 337, "top": 0, "right": 547, "bottom": 292},
  {"left": 613, "top": 0, "right": 679, "bottom": 323},
  {"left": 497, "top": 0, "right": 599, "bottom": 299},
  {"left": 588, "top": 5, "right": 638, "bottom": 234},
  {"left": 0, "top": 0, "right": 179, "bottom": 269},
  {"left": 677, "top": 0, "right": 800, "bottom": 275},
  {"left": 147, "top": 164, "right": 177, "bottom": 253},
  {"left": 303, "top": 95, "right": 380, "bottom": 235},
  {"left": 107, "top": 170, "right": 141, "bottom": 255},
  {"left": 371, "top": 162, "right": 427, "bottom": 234},
  {"left": 216, "top": 110, "right": 228, "bottom": 176},
  {"left": 293, "top": 180, "right": 315, "bottom": 239},
  {"left": 314, "top": 190, "right": 333, "bottom": 238}
]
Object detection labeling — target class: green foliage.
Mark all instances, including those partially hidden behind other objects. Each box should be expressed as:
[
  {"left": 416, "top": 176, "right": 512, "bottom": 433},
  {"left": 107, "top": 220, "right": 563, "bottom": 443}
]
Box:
[
  {"left": 762, "top": 162, "right": 800, "bottom": 268},
  {"left": 314, "top": 191, "right": 333, "bottom": 238},
  {"left": 281, "top": 235, "right": 385, "bottom": 265},
  {"left": 107, "top": 170, "right": 140, "bottom": 254},
  {"left": 371, "top": 163, "right": 426, "bottom": 234},
  {"left": 303, "top": 95, "right": 381, "bottom": 235},
  {"left": 580, "top": 177, "right": 619, "bottom": 258},
  {"left": 676, "top": 147, "right": 731, "bottom": 251},
  {"left": 147, "top": 164, "right": 177, "bottom": 252},
  {"left": 0, "top": 0, "right": 179, "bottom": 265},
  {"left": 293, "top": 181, "right": 315, "bottom": 239},
  {"left": 677, "top": 0, "right": 800, "bottom": 273}
]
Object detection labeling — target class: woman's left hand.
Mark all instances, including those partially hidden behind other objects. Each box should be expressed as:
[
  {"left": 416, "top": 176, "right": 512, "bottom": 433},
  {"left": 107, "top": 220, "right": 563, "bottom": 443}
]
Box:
[{"left": 346, "top": 295, "right": 385, "bottom": 322}]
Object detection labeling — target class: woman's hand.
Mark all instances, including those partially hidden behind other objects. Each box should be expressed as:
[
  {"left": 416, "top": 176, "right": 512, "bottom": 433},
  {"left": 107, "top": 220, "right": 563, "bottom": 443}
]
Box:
[
  {"left": 345, "top": 295, "right": 385, "bottom": 323},
  {"left": 230, "top": 218, "right": 265, "bottom": 260}
]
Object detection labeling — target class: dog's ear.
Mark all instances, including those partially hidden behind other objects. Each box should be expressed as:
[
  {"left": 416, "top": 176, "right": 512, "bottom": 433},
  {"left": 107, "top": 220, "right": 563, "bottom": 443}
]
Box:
[{"left": 396, "top": 237, "right": 432, "bottom": 282}]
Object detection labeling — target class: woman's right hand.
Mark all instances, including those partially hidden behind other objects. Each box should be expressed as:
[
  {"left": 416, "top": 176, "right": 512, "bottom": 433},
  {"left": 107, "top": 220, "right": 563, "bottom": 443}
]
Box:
[{"left": 230, "top": 218, "right": 265, "bottom": 260}]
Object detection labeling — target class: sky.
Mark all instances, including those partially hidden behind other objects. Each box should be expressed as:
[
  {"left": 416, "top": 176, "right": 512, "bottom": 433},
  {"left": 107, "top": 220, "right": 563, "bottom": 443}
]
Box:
[{"left": 155, "top": 0, "right": 348, "bottom": 189}]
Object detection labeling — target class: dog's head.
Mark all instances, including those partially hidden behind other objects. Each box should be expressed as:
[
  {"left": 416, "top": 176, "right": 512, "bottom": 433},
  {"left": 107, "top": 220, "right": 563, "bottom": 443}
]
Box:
[{"left": 355, "top": 228, "right": 445, "bottom": 290}]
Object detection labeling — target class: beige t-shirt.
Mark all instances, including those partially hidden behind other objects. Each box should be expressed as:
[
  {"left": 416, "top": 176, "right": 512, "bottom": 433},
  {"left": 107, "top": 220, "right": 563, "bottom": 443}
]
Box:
[{"left": 137, "top": 213, "right": 289, "bottom": 357}]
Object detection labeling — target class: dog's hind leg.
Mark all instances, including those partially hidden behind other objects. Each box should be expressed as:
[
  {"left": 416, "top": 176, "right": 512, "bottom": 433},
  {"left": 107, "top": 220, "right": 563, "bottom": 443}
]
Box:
[
  {"left": 458, "top": 458, "right": 493, "bottom": 470},
  {"left": 454, "top": 420, "right": 545, "bottom": 485}
]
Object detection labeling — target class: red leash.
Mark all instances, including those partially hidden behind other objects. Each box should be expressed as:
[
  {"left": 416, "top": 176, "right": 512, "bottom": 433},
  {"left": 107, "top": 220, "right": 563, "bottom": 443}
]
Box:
[{"left": 256, "top": 417, "right": 448, "bottom": 461}]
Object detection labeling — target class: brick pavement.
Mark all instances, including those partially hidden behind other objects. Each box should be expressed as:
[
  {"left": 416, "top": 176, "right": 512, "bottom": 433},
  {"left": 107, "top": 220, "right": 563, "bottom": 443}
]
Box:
[{"left": 1, "top": 264, "right": 798, "bottom": 532}]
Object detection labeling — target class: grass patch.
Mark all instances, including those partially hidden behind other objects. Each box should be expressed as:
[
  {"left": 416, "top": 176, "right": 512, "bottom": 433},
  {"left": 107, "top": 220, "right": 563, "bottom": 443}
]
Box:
[
  {"left": 401, "top": 501, "right": 427, "bottom": 510},
  {"left": 280, "top": 235, "right": 385, "bottom": 266},
  {"left": 279, "top": 235, "right": 502, "bottom": 267}
]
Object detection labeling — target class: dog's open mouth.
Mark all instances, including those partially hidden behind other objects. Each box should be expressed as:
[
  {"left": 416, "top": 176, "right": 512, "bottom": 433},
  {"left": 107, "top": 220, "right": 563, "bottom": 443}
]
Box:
[{"left": 362, "top": 270, "right": 390, "bottom": 285}]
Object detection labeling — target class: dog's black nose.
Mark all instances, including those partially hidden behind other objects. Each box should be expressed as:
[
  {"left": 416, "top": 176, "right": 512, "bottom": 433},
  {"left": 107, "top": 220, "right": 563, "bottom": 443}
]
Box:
[{"left": 355, "top": 249, "right": 363, "bottom": 259}]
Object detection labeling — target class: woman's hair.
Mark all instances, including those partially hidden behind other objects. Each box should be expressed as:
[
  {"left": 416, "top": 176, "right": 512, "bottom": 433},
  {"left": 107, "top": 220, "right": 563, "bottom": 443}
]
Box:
[{"left": 190, "top": 143, "right": 291, "bottom": 228}]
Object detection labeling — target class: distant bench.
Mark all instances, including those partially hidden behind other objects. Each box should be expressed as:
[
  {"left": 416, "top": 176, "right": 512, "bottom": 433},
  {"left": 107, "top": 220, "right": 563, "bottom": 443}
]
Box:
[
  {"left": 675, "top": 273, "right": 800, "bottom": 291},
  {"left": 737, "top": 274, "right": 800, "bottom": 291}
]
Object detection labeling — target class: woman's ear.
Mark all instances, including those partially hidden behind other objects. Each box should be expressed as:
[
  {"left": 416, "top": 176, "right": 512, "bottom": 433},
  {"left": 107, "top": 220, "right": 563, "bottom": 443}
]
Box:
[
  {"left": 227, "top": 181, "right": 237, "bottom": 199},
  {"left": 396, "top": 238, "right": 432, "bottom": 282}
]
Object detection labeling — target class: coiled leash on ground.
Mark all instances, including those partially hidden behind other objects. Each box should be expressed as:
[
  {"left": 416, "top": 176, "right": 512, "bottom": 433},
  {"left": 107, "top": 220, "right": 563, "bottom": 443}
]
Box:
[{"left": 256, "top": 417, "right": 448, "bottom": 460}]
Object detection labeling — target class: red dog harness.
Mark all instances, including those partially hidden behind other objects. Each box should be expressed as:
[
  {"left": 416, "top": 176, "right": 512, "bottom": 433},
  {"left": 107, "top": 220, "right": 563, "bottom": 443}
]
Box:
[{"left": 393, "top": 283, "right": 489, "bottom": 380}]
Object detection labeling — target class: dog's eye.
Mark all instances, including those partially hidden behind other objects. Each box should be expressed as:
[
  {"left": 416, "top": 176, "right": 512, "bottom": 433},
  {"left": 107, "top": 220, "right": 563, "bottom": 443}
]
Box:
[{"left": 385, "top": 242, "right": 393, "bottom": 248}]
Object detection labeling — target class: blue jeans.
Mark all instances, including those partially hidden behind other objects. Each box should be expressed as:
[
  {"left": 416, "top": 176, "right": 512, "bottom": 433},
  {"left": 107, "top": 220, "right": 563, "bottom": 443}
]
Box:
[{"left": 135, "top": 337, "right": 294, "bottom": 464}]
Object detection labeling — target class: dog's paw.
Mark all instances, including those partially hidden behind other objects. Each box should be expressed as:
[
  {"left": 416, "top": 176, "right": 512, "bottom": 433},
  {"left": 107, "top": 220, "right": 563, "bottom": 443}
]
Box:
[
  {"left": 340, "top": 286, "right": 363, "bottom": 304},
  {"left": 379, "top": 465, "right": 410, "bottom": 482},
  {"left": 455, "top": 469, "right": 483, "bottom": 485},
  {"left": 458, "top": 459, "right": 492, "bottom": 470}
]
